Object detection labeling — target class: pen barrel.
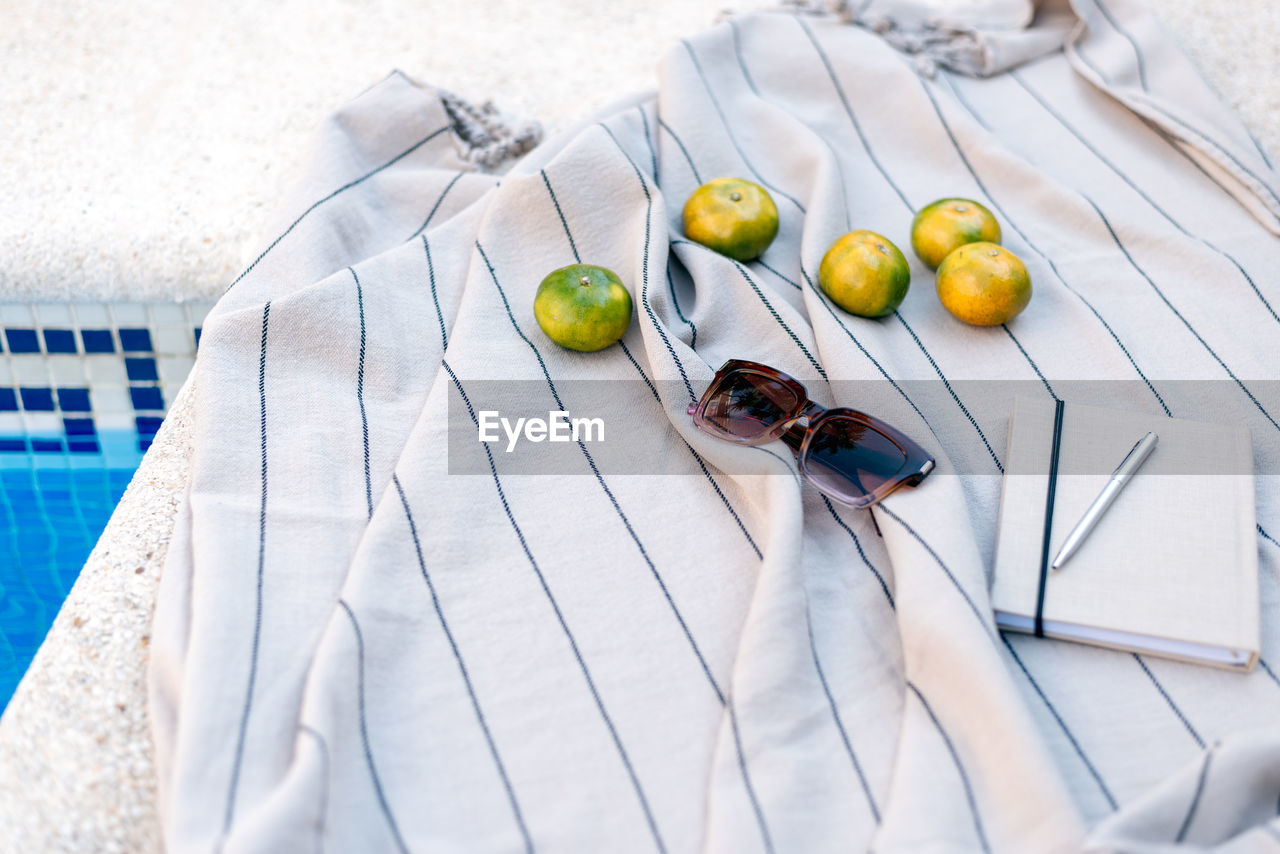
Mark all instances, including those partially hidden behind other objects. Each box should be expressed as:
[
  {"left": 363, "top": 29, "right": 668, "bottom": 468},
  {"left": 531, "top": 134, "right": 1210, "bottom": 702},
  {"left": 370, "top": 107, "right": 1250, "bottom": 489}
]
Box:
[{"left": 1053, "top": 477, "right": 1126, "bottom": 568}]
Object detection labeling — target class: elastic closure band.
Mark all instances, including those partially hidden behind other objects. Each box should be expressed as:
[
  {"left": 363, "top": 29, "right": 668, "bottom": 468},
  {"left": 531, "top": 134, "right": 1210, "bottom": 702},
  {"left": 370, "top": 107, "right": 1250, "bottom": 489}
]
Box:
[{"left": 1034, "top": 399, "right": 1066, "bottom": 638}]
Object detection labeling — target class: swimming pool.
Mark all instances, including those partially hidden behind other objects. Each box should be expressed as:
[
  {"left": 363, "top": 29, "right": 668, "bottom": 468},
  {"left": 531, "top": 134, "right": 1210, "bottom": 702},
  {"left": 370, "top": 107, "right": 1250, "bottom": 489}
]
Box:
[{"left": 0, "top": 300, "right": 212, "bottom": 711}]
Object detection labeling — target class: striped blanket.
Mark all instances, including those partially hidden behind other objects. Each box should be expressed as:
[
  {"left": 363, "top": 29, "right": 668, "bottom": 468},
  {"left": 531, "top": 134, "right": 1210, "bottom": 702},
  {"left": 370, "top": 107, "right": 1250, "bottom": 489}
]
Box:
[{"left": 149, "top": 1, "right": 1280, "bottom": 851}]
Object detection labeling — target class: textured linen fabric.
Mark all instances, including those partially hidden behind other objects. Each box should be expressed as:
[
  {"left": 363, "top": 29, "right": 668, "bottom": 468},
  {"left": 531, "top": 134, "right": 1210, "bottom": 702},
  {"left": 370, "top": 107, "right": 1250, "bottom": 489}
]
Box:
[{"left": 149, "top": 2, "right": 1280, "bottom": 851}]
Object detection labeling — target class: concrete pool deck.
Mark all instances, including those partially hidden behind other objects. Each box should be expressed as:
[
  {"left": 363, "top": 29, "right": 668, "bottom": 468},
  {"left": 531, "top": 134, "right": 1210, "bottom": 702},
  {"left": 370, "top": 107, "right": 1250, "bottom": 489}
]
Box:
[{"left": 1, "top": 0, "right": 1278, "bottom": 850}]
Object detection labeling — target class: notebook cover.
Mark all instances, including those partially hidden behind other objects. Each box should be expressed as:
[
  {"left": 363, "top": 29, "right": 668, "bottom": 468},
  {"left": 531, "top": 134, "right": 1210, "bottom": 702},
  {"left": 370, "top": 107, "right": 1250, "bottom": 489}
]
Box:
[{"left": 991, "top": 396, "right": 1259, "bottom": 670}]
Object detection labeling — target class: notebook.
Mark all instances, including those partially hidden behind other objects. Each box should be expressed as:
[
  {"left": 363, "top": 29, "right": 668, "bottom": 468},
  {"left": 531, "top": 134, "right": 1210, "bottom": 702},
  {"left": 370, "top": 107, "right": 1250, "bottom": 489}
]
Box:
[{"left": 991, "top": 396, "right": 1259, "bottom": 671}]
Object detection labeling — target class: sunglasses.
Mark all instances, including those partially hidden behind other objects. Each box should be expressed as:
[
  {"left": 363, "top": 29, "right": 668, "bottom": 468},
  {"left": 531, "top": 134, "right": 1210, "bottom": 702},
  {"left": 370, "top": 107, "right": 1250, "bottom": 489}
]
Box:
[{"left": 687, "top": 360, "right": 935, "bottom": 508}]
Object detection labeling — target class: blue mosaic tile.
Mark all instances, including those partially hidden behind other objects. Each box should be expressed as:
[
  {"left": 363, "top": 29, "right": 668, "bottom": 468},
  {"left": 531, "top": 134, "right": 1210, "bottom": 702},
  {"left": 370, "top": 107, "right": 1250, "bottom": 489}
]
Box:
[
  {"left": 56, "top": 387, "right": 91, "bottom": 411},
  {"left": 0, "top": 389, "right": 16, "bottom": 411},
  {"left": 43, "top": 329, "right": 77, "bottom": 353},
  {"left": 135, "top": 416, "right": 164, "bottom": 437},
  {"left": 118, "top": 328, "right": 152, "bottom": 352},
  {"left": 4, "top": 329, "right": 39, "bottom": 353},
  {"left": 19, "top": 388, "right": 54, "bottom": 411},
  {"left": 0, "top": 438, "right": 25, "bottom": 452},
  {"left": 30, "top": 439, "right": 64, "bottom": 453},
  {"left": 129, "top": 386, "right": 164, "bottom": 410},
  {"left": 80, "top": 329, "right": 115, "bottom": 353},
  {"left": 63, "top": 418, "right": 95, "bottom": 436},
  {"left": 125, "top": 357, "right": 158, "bottom": 382},
  {"left": 68, "top": 440, "right": 101, "bottom": 454}
]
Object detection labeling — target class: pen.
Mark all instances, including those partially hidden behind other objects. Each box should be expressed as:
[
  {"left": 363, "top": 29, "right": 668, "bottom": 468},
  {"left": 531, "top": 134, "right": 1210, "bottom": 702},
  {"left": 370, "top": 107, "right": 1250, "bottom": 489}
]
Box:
[{"left": 1051, "top": 431, "right": 1159, "bottom": 571}]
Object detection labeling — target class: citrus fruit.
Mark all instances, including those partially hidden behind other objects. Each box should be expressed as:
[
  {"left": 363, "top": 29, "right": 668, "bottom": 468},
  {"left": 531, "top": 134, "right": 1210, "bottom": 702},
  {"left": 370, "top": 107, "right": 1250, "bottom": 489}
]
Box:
[
  {"left": 534, "top": 264, "right": 633, "bottom": 351},
  {"left": 911, "top": 198, "right": 1001, "bottom": 269},
  {"left": 682, "top": 178, "right": 779, "bottom": 261},
  {"left": 818, "top": 230, "right": 911, "bottom": 318},
  {"left": 935, "top": 242, "right": 1031, "bottom": 326}
]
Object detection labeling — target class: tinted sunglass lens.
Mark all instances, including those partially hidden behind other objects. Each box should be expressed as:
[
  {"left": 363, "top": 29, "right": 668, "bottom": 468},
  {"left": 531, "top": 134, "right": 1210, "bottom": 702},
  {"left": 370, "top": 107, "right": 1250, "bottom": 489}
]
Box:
[
  {"left": 702, "top": 371, "right": 800, "bottom": 440},
  {"left": 802, "top": 416, "right": 907, "bottom": 504}
]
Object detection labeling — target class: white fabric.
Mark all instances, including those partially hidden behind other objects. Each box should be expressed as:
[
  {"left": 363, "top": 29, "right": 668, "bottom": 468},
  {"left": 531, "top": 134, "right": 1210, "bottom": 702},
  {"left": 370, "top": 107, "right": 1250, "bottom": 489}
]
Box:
[{"left": 150, "top": 2, "right": 1280, "bottom": 851}]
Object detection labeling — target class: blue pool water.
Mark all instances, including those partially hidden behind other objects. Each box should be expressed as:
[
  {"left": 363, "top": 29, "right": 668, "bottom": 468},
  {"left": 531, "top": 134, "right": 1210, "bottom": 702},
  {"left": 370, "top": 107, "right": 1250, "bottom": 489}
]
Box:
[
  {"left": 0, "top": 300, "right": 211, "bottom": 713},
  {"left": 0, "top": 465, "right": 135, "bottom": 704}
]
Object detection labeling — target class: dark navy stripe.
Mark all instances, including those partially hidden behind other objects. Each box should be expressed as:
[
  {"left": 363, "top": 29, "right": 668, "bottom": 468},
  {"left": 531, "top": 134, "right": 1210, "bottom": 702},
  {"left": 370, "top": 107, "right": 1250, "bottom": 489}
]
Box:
[
  {"left": 1089, "top": 0, "right": 1149, "bottom": 91},
  {"left": 223, "top": 300, "right": 271, "bottom": 834},
  {"left": 666, "top": 263, "right": 698, "bottom": 351},
  {"left": 729, "top": 17, "right": 852, "bottom": 231},
  {"left": 1175, "top": 747, "right": 1214, "bottom": 842},
  {"left": 617, "top": 340, "right": 661, "bottom": 404},
  {"left": 618, "top": 338, "right": 760, "bottom": 557},
  {"left": 597, "top": 122, "right": 699, "bottom": 404},
  {"left": 893, "top": 311, "right": 1002, "bottom": 473},
  {"left": 541, "top": 169, "right": 581, "bottom": 263},
  {"left": 726, "top": 703, "right": 775, "bottom": 854},
  {"left": 1086, "top": 0, "right": 1278, "bottom": 174},
  {"left": 797, "top": 266, "right": 939, "bottom": 438},
  {"left": 601, "top": 121, "right": 875, "bottom": 836},
  {"left": 936, "top": 72, "right": 1170, "bottom": 416},
  {"left": 1006, "top": 71, "right": 1280, "bottom": 328},
  {"left": 405, "top": 171, "right": 465, "bottom": 242},
  {"left": 658, "top": 118, "right": 703, "bottom": 185},
  {"left": 424, "top": 235, "right": 447, "bottom": 352},
  {"left": 540, "top": 169, "right": 762, "bottom": 591},
  {"left": 352, "top": 267, "right": 373, "bottom": 520},
  {"left": 393, "top": 475, "right": 534, "bottom": 853},
  {"left": 728, "top": 17, "right": 762, "bottom": 96},
  {"left": 1261, "top": 524, "right": 1280, "bottom": 549},
  {"left": 486, "top": 156, "right": 779, "bottom": 847},
  {"left": 790, "top": 27, "right": 1017, "bottom": 467},
  {"left": 1257, "top": 658, "right": 1280, "bottom": 691},
  {"left": 636, "top": 105, "right": 659, "bottom": 185},
  {"left": 794, "top": 17, "right": 912, "bottom": 212},
  {"left": 299, "top": 725, "right": 330, "bottom": 854},
  {"left": 1086, "top": 197, "right": 1280, "bottom": 433},
  {"left": 679, "top": 39, "right": 806, "bottom": 214},
  {"left": 907, "top": 682, "right": 991, "bottom": 854},
  {"left": 754, "top": 259, "right": 801, "bottom": 290},
  {"left": 338, "top": 600, "right": 411, "bottom": 854},
  {"left": 878, "top": 505, "right": 993, "bottom": 638},
  {"left": 226, "top": 125, "right": 450, "bottom": 293},
  {"left": 1001, "top": 636, "right": 1118, "bottom": 810},
  {"left": 730, "top": 258, "right": 827, "bottom": 381},
  {"left": 806, "top": 617, "right": 881, "bottom": 823},
  {"left": 476, "top": 240, "right": 778, "bottom": 848},
  {"left": 478, "top": 236, "right": 725, "bottom": 692},
  {"left": 442, "top": 360, "right": 667, "bottom": 853},
  {"left": 1001, "top": 324, "right": 1056, "bottom": 399},
  {"left": 1131, "top": 97, "right": 1280, "bottom": 211},
  {"left": 1132, "top": 654, "right": 1205, "bottom": 748},
  {"left": 820, "top": 495, "right": 894, "bottom": 609}
]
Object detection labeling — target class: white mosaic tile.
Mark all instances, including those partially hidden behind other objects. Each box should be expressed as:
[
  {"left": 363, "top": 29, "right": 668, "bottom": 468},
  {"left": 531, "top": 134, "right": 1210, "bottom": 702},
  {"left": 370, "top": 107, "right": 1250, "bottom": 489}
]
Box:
[
  {"left": 84, "top": 356, "right": 125, "bottom": 385},
  {"left": 45, "top": 356, "right": 85, "bottom": 386},
  {"left": 108, "top": 304, "right": 147, "bottom": 325},
  {"left": 0, "top": 305, "right": 34, "bottom": 324},
  {"left": 148, "top": 304, "right": 186, "bottom": 325},
  {"left": 10, "top": 360, "right": 47, "bottom": 384},
  {"left": 34, "top": 304, "right": 73, "bottom": 325},
  {"left": 151, "top": 326, "right": 193, "bottom": 356},
  {"left": 71, "top": 304, "right": 110, "bottom": 326},
  {"left": 90, "top": 387, "right": 132, "bottom": 415},
  {"left": 156, "top": 357, "right": 194, "bottom": 386}
]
